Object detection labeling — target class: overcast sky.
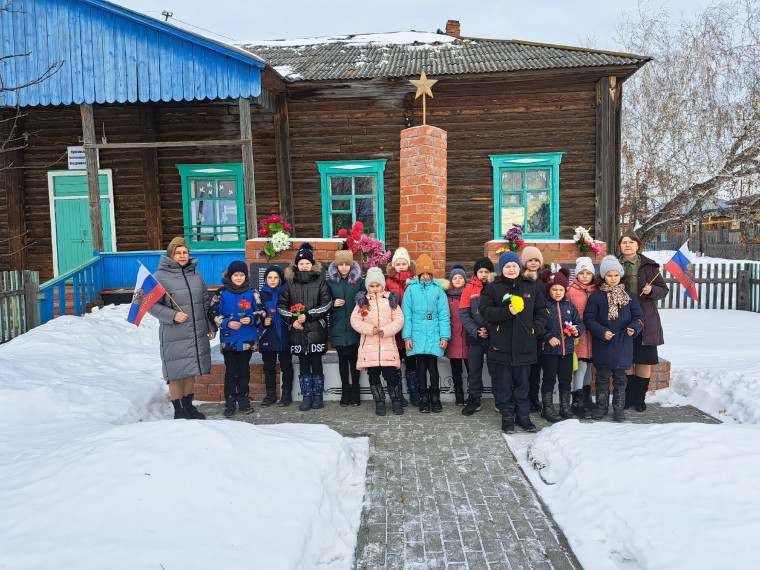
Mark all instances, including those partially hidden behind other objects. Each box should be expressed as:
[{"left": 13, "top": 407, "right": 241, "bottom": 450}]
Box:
[{"left": 113, "top": 0, "right": 718, "bottom": 51}]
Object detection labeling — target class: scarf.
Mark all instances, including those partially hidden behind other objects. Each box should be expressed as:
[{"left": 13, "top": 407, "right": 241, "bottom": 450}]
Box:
[
  {"left": 224, "top": 278, "right": 251, "bottom": 295},
  {"left": 261, "top": 284, "right": 282, "bottom": 342},
  {"left": 600, "top": 282, "right": 630, "bottom": 321}
]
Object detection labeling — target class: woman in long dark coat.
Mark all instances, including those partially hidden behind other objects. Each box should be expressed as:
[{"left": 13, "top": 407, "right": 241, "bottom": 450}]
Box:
[
  {"left": 618, "top": 229, "right": 669, "bottom": 412},
  {"left": 148, "top": 236, "right": 217, "bottom": 419}
]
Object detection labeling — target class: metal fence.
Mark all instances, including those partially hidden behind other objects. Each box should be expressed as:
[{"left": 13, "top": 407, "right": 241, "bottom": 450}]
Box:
[
  {"left": 0, "top": 271, "right": 40, "bottom": 343},
  {"left": 657, "top": 262, "right": 760, "bottom": 313},
  {"left": 644, "top": 231, "right": 760, "bottom": 261}
]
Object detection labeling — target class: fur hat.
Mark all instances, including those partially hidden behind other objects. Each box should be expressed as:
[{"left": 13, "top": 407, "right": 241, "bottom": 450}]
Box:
[
  {"left": 498, "top": 250, "right": 522, "bottom": 273},
  {"left": 334, "top": 249, "right": 354, "bottom": 266},
  {"left": 574, "top": 256, "right": 596, "bottom": 276},
  {"left": 264, "top": 265, "right": 284, "bottom": 286},
  {"left": 473, "top": 257, "right": 494, "bottom": 274},
  {"left": 166, "top": 236, "right": 188, "bottom": 258},
  {"left": 449, "top": 263, "right": 467, "bottom": 283},
  {"left": 542, "top": 266, "right": 570, "bottom": 291},
  {"left": 364, "top": 267, "right": 386, "bottom": 289},
  {"left": 520, "top": 246, "right": 544, "bottom": 266},
  {"left": 226, "top": 260, "right": 249, "bottom": 279},
  {"left": 295, "top": 242, "right": 315, "bottom": 265},
  {"left": 600, "top": 255, "right": 624, "bottom": 278},
  {"left": 415, "top": 253, "right": 435, "bottom": 276},
  {"left": 391, "top": 247, "right": 411, "bottom": 267}
]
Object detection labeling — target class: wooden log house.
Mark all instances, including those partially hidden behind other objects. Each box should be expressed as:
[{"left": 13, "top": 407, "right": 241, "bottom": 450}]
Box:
[{"left": 1, "top": 3, "right": 649, "bottom": 281}]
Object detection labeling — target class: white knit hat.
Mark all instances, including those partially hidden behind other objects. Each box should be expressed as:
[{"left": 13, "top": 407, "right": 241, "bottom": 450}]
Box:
[
  {"left": 574, "top": 256, "right": 596, "bottom": 276},
  {"left": 391, "top": 247, "right": 411, "bottom": 266},
  {"left": 364, "top": 267, "right": 386, "bottom": 289}
]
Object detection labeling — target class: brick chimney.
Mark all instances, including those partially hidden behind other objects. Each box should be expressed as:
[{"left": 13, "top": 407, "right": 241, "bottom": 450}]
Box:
[{"left": 445, "top": 20, "right": 460, "bottom": 36}]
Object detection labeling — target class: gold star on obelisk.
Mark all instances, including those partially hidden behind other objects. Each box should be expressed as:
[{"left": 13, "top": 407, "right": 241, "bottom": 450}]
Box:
[{"left": 409, "top": 69, "right": 438, "bottom": 126}]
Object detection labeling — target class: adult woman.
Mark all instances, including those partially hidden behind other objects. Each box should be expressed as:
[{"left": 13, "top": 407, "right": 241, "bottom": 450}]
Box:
[
  {"left": 618, "top": 229, "right": 668, "bottom": 412},
  {"left": 148, "top": 236, "right": 217, "bottom": 419}
]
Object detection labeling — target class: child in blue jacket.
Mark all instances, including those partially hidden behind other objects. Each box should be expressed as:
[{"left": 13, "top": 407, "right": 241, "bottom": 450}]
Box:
[
  {"left": 208, "top": 261, "right": 265, "bottom": 418},
  {"left": 258, "top": 265, "right": 294, "bottom": 407},
  {"left": 538, "top": 267, "right": 584, "bottom": 423}
]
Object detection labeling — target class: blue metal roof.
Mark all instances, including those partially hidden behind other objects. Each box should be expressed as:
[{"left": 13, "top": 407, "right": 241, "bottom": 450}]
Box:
[{"left": 0, "top": 0, "right": 264, "bottom": 107}]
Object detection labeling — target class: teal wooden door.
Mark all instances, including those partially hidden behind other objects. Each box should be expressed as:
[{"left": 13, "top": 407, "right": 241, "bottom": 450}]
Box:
[{"left": 52, "top": 173, "right": 113, "bottom": 275}]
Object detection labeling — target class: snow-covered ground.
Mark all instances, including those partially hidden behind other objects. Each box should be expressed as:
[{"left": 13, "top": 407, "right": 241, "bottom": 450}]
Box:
[
  {"left": 507, "top": 308, "right": 760, "bottom": 569},
  {"left": 0, "top": 305, "right": 368, "bottom": 570}
]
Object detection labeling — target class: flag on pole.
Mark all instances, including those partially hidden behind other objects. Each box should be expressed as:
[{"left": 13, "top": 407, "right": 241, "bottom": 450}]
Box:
[
  {"left": 127, "top": 265, "right": 166, "bottom": 326},
  {"left": 664, "top": 242, "right": 699, "bottom": 303}
]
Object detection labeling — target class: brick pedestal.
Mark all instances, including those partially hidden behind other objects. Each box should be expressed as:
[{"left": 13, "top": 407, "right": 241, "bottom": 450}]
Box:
[
  {"left": 485, "top": 239, "right": 608, "bottom": 267},
  {"left": 399, "top": 125, "right": 447, "bottom": 278}
]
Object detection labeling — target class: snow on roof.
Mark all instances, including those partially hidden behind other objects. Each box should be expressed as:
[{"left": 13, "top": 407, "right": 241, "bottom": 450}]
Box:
[{"left": 240, "top": 31, "right": 458, "bottom": 47}]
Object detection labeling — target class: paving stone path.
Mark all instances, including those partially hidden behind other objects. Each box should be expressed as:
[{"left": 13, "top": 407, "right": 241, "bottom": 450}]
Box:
[{"left": 222, "top": 397, "right": 718, "bottom": 570}]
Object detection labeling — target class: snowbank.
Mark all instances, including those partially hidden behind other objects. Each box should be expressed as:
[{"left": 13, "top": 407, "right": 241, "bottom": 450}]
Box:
[{"left": 0, "top": 305, "right": 368, "bottom": 569}]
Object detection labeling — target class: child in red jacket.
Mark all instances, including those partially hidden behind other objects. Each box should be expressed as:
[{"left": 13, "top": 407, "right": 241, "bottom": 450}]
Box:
[{"left": 385, "top": 247, "right": 418, "bottom": 405}]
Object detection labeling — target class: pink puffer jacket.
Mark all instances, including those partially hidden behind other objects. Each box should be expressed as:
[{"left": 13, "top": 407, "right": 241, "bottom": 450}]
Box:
[
  {"left": 350, "top": 290, "right": 405, "bottom": 370},
  {"left": 566, "top": 279, "right": 598, "bottom": 360}
]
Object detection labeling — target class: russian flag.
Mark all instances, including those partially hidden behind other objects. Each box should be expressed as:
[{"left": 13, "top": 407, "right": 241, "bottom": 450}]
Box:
[
  {"left": 127, "top": 265, "right": 167, "bottom": 326},
  {"left": 664, "top": 242, "right": 699, "bottom": 303}
]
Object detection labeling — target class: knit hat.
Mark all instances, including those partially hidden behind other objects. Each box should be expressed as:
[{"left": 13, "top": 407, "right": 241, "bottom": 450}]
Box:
[
  {"left": 473, "top": 257, "right": 494, "bottom": 274},
  {"left": 520, "top": 246, "right": 544, "bottom": 266},
  {"left": 498, "top": 250, "right": 522, "bottom": 273},
  {"left": 541, "top": 267, "right": 570, "bottom": 291},
  {"left": 449, "top": 263, "right": 467, "bottom": 283},
  {"left": 295, "top": 242, "right": 315, "bottom": 265},
  {"left": 364, "top": 267, "right": 386, "bottom": 289},
  {"left": 227, "top": 260, "right": 249, "bottom": 279},
  {"left": 391, "top": 247, "right": 411, "bottom": 266},
  {"left": 600, "top": 255, "right": 624, "bottom": 278},
  {"left": 574, "top": 256, "right": 596, "bottom": 276},
  {"left": 334, "top": 249, "right": 354, "bottom": 266},
  {"left": 166, "top": 236, "right": 188, "bottom": 257},
  {"left": 416, "top": 253, "right": 435, "bottom": 276},
  {"left": 264, "top": 264, "right": 284, "bottom": 286}
]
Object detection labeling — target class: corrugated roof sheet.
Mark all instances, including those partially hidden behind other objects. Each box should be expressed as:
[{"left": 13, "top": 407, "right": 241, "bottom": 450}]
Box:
[
  {"left": 0, "top": 0, "right": 264, "bottom": 107},
  {"left": 238, "top": 33, "right": 648, "bottom": 82}
]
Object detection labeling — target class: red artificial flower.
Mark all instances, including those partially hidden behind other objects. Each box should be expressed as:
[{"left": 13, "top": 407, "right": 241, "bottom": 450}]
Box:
[
  {"left": 290, "top": 303, "right": 306, "bottom": 316},
  {"left": 338, "top": 228, "right": 348, "bottom": 238},
  {"left": 359, "top": 306, "right": 370, "bottom": 318}
]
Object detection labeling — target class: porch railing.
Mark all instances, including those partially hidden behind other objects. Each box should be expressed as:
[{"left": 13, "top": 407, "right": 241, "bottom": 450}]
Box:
[{"left": 38, "top": 256, "right": 103, "bottom": 324}]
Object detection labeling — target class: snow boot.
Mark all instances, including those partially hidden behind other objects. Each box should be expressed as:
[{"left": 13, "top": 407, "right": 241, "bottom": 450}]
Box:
[
  {"left": 461, "top": 396, "right": 482, "bottom": 416},
  {"left": 172, "top": 399, "right": 189, "bottom": 419},
  {"left": 501, "top": 414, "right": 516, "bottom": 434},
  {"left": 389, "top": 383, "right": 404, "bottom": 415},
  {"left": 516, "top": 415, "right": 537, "bottom": 433},
  {"left": 223, "top": 396, "right": 236, "bottom": 419},
  {"left": 591, "top": 390, "right": 609, "bottom": 420},
  {"left": 370, "top": 384, "right": 386, "bottom": 416},
  {"left": 311, "top": 374, "right": 325, "bottom": 409},
  {"left": 183, "top": 394, "right": 206, "bottom": 420},
  {"left": 418, "top": 389, "right": 431, "bottom": 413},
  {"left": 624, "top": 374, "right": 636, "bottom": 409},
  {"left": 541, "top": 391, "right": 562, "bottom": 423},
  {"left": 430, "top": 392, "right": 442, "bottom": 413},
  {"left": 406, "top": 370, "right": 420, "bottom": 407},
  {"left": 634, "top": 376, "right": 648, "bottom": 412},
  {"left": 298, "top": 375, "right": 313, "bottom": 411},
  {"left": 582, "top": 385, "right": 594, "bottom": 413},
  {"left": 237, "top": 394, "right": 253, "bottom": 415},
  {"left": 559, "top": 391, "right": 577, "bottom": 420},
  {"left": 453, "top": 378, "right": 465, "bottom": 406},
  {"left": 571, "top": 389, "right": 591, "bottom": 419},
  {"left": 339, "top": 378, "right": 351, "bottom": 407},
  {"left": 612, "top": 389, "right": 626, "bottom": 422}
]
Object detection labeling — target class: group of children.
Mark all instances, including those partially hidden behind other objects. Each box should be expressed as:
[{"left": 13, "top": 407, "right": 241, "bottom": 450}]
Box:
[{"left": 207, "top": 241, "right": 646, "bottom": 431}]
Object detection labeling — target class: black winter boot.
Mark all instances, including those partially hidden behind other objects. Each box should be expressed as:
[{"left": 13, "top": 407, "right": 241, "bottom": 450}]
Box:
[
  {"left": 582, "top": 385, "right": 594, "bottom": 412},
  {"left": 591, "top": 390, "right": 609, "bottom": 420},
  {"left": 634, "top": 376, "right": 648, "bottom": 412},
  {"left": 223, "top": 396, "right": 236, "bottom": 418},
  {"left": 172, "top": 399, "right": 189, "bottom": 419},
  {"left": 298, "top": 375, "right": 313, "bottom": 411},
  {"left": 559, "top": 391, "right": 577, "bottom": 419},
  {"left": 516, "top": 415, "right": 537, "bottom": 433},
  {"left": 418, "top": 389, "right": 431, "bottom": 413},
  {"left": 370, "top": 384, "right": 386, "bottom": 416},
  {"left": 461, "top": 396, "right": 482, "bottom": 416},
  {"left": 624, "top": 374, "right": 636, "bottom": 409},
  {"left": 389, "top": 383, "right": 404, "bottom": 415},
  {"left": 571, "top": 389, "right": 591, "bottom": 419},
  {"left": 339, "top": 378, "right": 351, "bottom": 407},
  {"left": 406, "top": 371, "right": 420, "bottom": 407},
  {"left": 350, "top": 380, "right": 361, "bottom": 406},
  {"left": 237, "top": 394, "right": 253, "bottom": 415},
  {"left": 430, "top": 393, "right": 442, "bottom": 413},
  {"left": 501, "top": 414, "right": 516, "bottom": 434},
  {"left": 453, "top": 378, "right": 465, "bottom": 406},
  {"left": 278, "top": 367, "right": 293, "bottom": 406},
  {"left": 541, "top": 391, "right": 562, "bottom": 423},
  {"left": 262, "top": 371, "right": 278, "bottom": 407},
  {"left": 311, "top": 374, "right": 325, "bottom": 409},
  {"left": 183, "top": 394, "right": 206, "bottom": 420},
  {"left": 613, "top": 389, "right": 626, "bottom": 422}
]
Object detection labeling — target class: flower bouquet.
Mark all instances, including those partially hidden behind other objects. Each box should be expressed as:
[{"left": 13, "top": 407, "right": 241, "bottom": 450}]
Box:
[
  {"left": 573, "top": 226, "right": 604, "bottom": 257},
  {"left": 338, "top": 221, "right": 391, "bottom": 268},
  {"left": 501, "top": 293, "right": 524, "bottom": 313},
  {"left": 290, "top": 303, "right": 306, "bottom": 317},
  {"left": 237, "top": 299, "right": 252, "bottom": 318},
  {"left": 562, "top": 321, "right": 578, "bottom": 339},
  {"left": 258, "top": 213, "right": 292, "bottom": 259},
  {"left": 497, "top": 224, "right": 525, "bottom": 254}
]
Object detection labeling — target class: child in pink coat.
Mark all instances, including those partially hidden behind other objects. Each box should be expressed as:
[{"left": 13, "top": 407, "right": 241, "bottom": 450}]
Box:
[
  {"left": 350, "top": 267, "right": 406, "bottom": 416},
  {"left": 445, "top": 264, "right": 469, "bottom": 405}
]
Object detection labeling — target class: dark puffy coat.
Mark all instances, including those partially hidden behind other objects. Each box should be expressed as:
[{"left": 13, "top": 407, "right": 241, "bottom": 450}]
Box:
[
  {"left": 478, "top": 273, "right": 547, "bottom": 365},
  {"left": 540, "top": 298, "right": 584, "bottom": 356},
  {"left": 207, "top": 284, "right": 264, "bottom": 352},
  {"left": 584, "top": 289, "right": 645, "bottom": 370},
  {"left": 148, "top": 256, "right": 216, "bottom": 382},
  {"left": 326, "top": 261, "right": 365, "bottom": 347},
  {"left": 459, "top": 275, "right": 492, "bottom": 347},
  {"left": 278, "top": 263, "right": 332, "bottom": 355},
  {"left": 259, "top": 284, "right": 290, "bottom": 352},
  {"left": 621, "top": 254, "right": 668, "bottom": 347}
]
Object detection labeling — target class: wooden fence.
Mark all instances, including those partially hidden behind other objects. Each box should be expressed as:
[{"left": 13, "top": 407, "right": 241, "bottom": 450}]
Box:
[
  {"left": 657, "top": 262, "right": 760, "bottom": 312},
  {"left": 0, "top": 271, "right": 40, "bottom": 343}
]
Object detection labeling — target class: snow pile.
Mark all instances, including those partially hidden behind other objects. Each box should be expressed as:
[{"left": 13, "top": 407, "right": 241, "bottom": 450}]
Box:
[
  {"left": 508, "top": 421, "right": 760, "bottom": 569},
  {"left": 0, "top": 305, "right": 368, "bottom": 569}
]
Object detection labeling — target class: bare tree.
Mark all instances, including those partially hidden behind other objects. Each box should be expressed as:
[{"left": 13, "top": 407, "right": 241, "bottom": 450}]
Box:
[{"left": 618, "top": 0, "right": 760, "bottom": 245}]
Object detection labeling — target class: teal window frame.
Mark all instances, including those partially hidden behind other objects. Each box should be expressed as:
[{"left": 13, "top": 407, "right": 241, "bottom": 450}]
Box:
[
  {"left": 317, "top": 160, "right": 387, "bottom": 243},
  {"left": 177, "top": 163, "right": 245, "bottom": 249},
  {"left": 489, "top": 153, "right": 563, "bottom": 239}
]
